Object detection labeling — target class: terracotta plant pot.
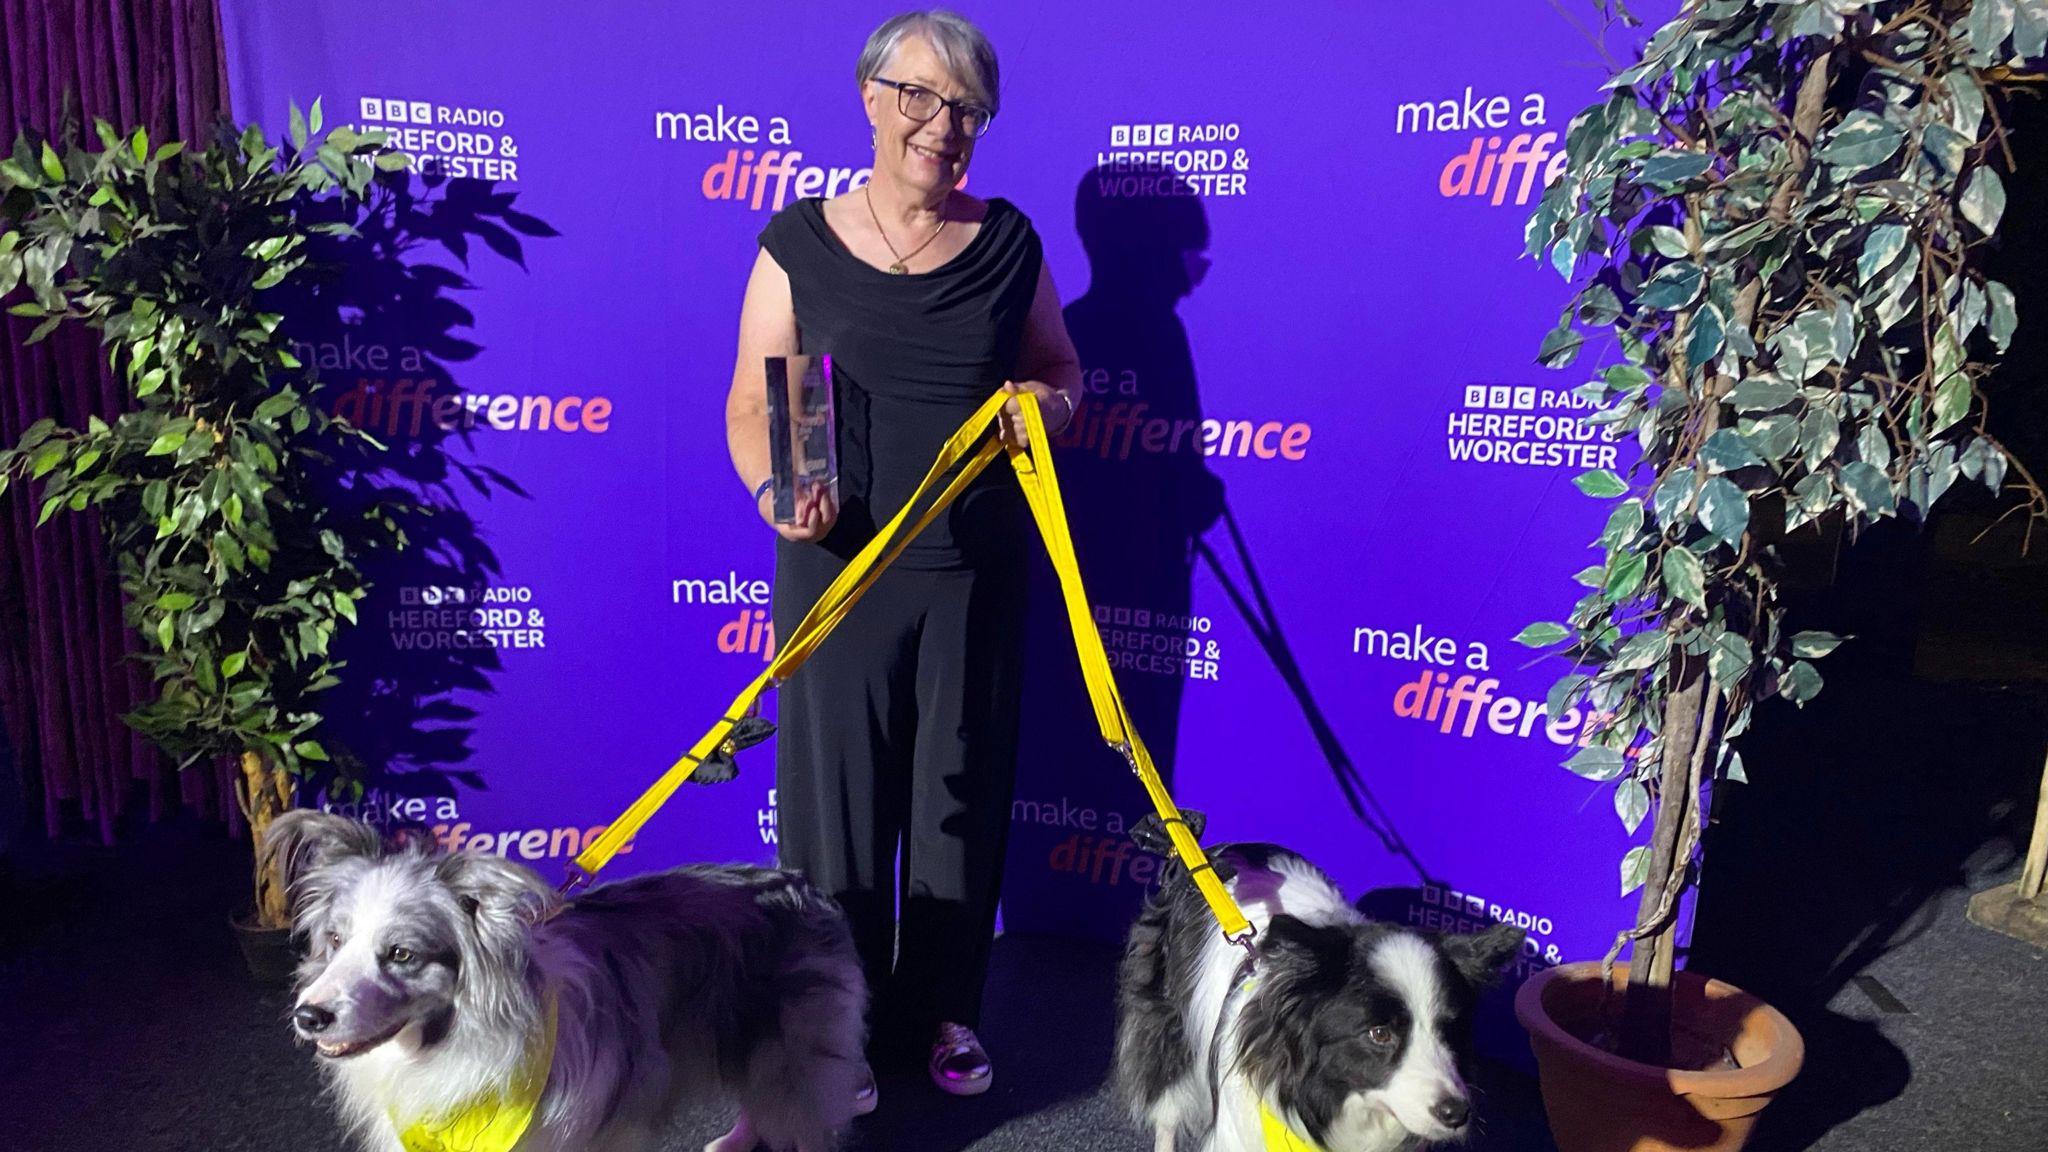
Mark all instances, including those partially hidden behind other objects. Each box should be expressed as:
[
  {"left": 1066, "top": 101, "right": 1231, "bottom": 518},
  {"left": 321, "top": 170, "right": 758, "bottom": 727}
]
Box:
[{"left": 1514, "top": 961, "right": 1804, "bottom": 1152}]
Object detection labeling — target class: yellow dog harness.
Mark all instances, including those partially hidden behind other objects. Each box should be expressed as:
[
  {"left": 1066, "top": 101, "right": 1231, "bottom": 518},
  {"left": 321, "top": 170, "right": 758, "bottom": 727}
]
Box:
[{"left": 395, "top": 993, "right": 558, "bottom": 1152}]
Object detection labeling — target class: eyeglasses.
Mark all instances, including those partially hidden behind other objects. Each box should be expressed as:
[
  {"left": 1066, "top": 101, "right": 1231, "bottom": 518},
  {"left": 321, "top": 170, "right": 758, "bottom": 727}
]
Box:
[{"left": 872, "top": 78, "right": 995, "bottom": 139}]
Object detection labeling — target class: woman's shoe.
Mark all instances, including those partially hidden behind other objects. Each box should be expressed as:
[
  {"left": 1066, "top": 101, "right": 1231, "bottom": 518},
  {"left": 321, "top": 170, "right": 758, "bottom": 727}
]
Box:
[
  {"left": 854, "top": 1069, "right": 879, "bottom": 1116},
  {"left": 928, "top": 1022, "right": 992, "bottom": 1096}
]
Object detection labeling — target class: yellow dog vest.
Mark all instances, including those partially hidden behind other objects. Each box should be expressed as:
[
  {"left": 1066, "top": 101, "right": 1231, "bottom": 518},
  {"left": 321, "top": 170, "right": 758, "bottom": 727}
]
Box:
[{"left": 397, "top": 993, "right": 558, "bottom": 1152}]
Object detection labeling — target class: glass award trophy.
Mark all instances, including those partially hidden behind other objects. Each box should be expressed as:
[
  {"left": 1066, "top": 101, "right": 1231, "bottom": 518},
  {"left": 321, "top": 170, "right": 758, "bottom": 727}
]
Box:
[{"left": 763, "top": 354, "right": 838, "bottom": 525}]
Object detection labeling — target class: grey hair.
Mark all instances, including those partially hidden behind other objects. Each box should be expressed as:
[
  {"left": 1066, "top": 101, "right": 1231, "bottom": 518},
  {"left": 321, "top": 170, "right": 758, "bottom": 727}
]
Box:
[{"left": 857, "top": 10, "right": 1002, "bottom": 115}]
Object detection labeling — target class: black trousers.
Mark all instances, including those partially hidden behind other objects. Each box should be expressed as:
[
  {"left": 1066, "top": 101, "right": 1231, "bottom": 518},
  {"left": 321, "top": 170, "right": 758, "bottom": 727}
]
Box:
[{"left": 773, "top": 540, "right": 1026, "bottom": 1053}]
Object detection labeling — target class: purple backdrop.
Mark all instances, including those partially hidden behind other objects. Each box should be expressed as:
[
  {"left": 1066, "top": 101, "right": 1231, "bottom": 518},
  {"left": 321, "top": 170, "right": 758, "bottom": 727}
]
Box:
[{"left": 219, "top": 0, "right": 1681, "bottom": 1053}]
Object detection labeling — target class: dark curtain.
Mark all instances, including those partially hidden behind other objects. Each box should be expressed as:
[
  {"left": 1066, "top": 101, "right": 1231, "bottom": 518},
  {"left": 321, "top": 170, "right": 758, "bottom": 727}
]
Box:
[{"left": 0, "top": 0, "right": 235, "bottom": 842}]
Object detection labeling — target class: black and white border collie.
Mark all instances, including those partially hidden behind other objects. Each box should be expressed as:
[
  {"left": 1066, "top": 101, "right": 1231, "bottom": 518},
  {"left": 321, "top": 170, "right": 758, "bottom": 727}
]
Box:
[{"left": 1114, "top": 844, "right": 1525, "bottom": 1152}]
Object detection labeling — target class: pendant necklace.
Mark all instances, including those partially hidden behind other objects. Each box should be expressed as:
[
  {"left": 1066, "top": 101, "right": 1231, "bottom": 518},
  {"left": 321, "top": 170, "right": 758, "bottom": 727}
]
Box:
[{"left": 864, "top": 183, "right": 947, "bottom": 274}]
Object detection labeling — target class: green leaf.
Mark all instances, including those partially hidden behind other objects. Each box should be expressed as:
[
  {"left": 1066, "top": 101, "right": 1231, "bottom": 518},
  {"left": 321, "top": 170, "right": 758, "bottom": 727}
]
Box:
[
  {"left": 1695, "top": 426, "right": 1761, "bottom": 471},
  {"left": 1605, "top": 551, "right": 1649, "bottom": 600},
  {"left": 1709, "top": 630, "right": 1753, "bottom": 689},
  {"left": 1791, "top": 631, "right": 1847, "bottom": 659},
  {"left": 1686, "top": 304, "right": 1726, "bottom": 368},
  {"left": 2021, "top": 0, "right": 2048, "bottom": 58},
  {"left": 310, "top": 96, "right": 325, "bottom": 135},
  {"left": 1697, "top": 477, "right": 1749, "bottom": 546},
  {"left": 1615, "top": 780, "right": 1650, "bottom": 836},
  {"left": 1729, "top": 376, "right": 1799, "bottom": 413},
  {"left": 1790, "top": 473, "right": 1833, "bottom": 528},
  {"left": 1946, "top": 72, "right": 1987, "bottom": 136},
  {"left": 291, "top": 102, "right": 308, "bottom": 151},
  {"left": 39, "top": 140, "right": 65, "bottom": 182},
  {"left": 1858, "top": 224, "right": 1910, "bottom": 284},
  {"left": 1988, "top": 281, "right": 2018, "bottom": 354},
  {"left": 1934, "top": 372, "right": 1972, "bottom": 433},
  {"left": 1922, "top": 124, "right": 1971, "bottom": 182},
  {"left": 131, "top": 126, "right": 149, "bottom": 164},
  {"left": 1802, "top": 409, "right": 1842, "bottom": 470},
  {"left": 1538, "top": 324, "right": 1585, "bottom": 369},
  {"left": 155, "top": 591, "right": 196, "bottom": 612},
  {"left": 1646, "top": 225, "right": 1690, "bottom": 258},
  {"left": 253, "top": 392, "right": 299, "bottom": 422},
  {"left": 1838, "top": 461, "right": 1898, "bottom": 519},
  {"left": 1573, "top": 564, "right": 1608, "bottom": 588},
  {"left": 1740, "top": 414, "right": 1800, "bottom": 463},
  {"left": 1575, "top": 469, "right": 1630, "bottom": 499},
  {"left": 1817, "top": 111, "right": 1905, "bottom": 173},
  {"left": 1968, "top": 0, "right": 2019, "bottom": 57},
  {"left": 1663, "top": 547, "right": 1707, "bottom": 608},
  {"left": 1782, "top": 660, "right": 1824, "bottom": 707},
  {"left": 1566, "top": 746, "right": 1630, "bottom": 782},
  {"left": 1621, "top": 845, "right": 1651, "bottom": 897},
  {"left": 156, "top": 613, "right": 175, "bottom": 651},
  {"left": 374, "top": 151, "right": 411, "bottom": 173},
  {"left": 295, "top": 740, "right": 331, "bottom": 762},
  {"left": 1637, "top": 149, "right": 1711, "bottom": 187},
  {"left": 1613, "top": 630, "right": 1669, "bottom": 671},
  {"left": 1515, "top": 622, "right": 1570, "bottom": 648},
  {"left": 29, "top": 442, "right": 66, "bottom": 479},
  {"left": 26, "top": 315, "right": 62, "bottom": 345},
  {"left": 1961, "top": 167, "right": 2006, "bottom": 236},
  {"left": 1653, "top": 467, "right": 1697, "bottom": 528},
  {"left": 146, "top": 429, "right": 188, "bottom": 457},
  {"left": 334, "top": 592, "right": 359, "bottom": 625},
  {"left": 1600, "top": 499, "right": 1646, "bottom": 549},
  {"left": 221, "top": 651, "right": 248, "bottom": 678},
  {"left": 1637, "top": 261, "right": 1704, "bottom": 311}
]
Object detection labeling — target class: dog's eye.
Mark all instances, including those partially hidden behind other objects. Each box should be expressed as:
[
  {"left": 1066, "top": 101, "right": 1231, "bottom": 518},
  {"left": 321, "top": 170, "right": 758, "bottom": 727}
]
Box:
[
  {"left": 387, "top": 946, "right": 415, "bottom": 965},
  {"left": 1366, "top": 1025, "right": 1398, "bottom": 1047},
  {"left": 326, "top": 931, "right": 343, "bottom": 950}
]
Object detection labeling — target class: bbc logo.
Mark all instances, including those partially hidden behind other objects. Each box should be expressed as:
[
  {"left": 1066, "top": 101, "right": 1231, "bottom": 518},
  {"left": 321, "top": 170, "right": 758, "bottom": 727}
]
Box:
[
  {"left": 358, "top": 97, "right": 433, "bottom": 124},
  {"left": 1109, "top": 122, "right": 1176, "bottom": 148},
  {"left": 1463, "top": 385, "right": 1539, "bottom": 411}
]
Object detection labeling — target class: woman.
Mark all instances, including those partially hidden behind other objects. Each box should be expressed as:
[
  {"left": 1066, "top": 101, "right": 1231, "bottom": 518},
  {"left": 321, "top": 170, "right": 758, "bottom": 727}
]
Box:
[{"left": 724, "top": 10, "right": 1082, "bottom": 1102}]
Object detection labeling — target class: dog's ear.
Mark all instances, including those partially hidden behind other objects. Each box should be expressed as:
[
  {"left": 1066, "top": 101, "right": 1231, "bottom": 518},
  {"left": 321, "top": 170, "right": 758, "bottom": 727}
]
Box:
[
  {"left": 262, "top": 811, "right": 382, "bottom": 898},
  {"left": 1443, "top": 921, "right": 1526, "bottom": 989},
  {"left": 435, "top": 851, "right": 562, "bottom": 933},
  {"left": 1261, "top": 913, "right": 1353, "bottom": 985}
]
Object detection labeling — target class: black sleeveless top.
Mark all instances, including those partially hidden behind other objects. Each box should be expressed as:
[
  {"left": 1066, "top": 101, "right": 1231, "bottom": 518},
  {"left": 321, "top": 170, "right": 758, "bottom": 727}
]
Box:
[{"left": 759, "top": 196, "right": 1043, "bottom": 571}]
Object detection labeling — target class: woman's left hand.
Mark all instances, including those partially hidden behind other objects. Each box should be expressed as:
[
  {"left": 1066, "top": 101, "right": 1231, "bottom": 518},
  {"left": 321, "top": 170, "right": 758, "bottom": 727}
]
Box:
[{"left": 997, "top": 380, "right": 1067, "bottom": 450}]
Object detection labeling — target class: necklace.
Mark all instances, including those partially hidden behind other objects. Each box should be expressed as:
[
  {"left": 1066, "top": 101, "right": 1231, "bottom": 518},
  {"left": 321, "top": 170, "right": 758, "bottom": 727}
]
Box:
[{"left": 863, "top": 183, "right": 947, "bottom": 274}]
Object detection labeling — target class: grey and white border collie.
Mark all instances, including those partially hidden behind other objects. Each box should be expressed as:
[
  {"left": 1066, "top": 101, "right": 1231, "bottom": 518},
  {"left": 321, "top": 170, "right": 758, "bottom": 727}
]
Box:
[
  {"left": 265, "top": 811, "right": 868, "bottom": 1152},
  {"left": 1114, "top": 844, "right": 1525, "bottom": 1152}
]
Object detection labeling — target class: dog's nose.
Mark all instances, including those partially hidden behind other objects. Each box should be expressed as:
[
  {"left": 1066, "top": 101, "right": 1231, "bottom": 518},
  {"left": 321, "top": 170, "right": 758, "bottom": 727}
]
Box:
[
  {"left": 293, "top": 1005, "right": 336, "bottom": 1035},
  {"left": 1431, "top": 1097, "right": 1470, "bottom": 1129}
]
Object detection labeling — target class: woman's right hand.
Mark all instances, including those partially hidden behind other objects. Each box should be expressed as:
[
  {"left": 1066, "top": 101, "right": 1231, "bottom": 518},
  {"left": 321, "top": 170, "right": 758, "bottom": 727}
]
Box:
[{"left": 761, "top": 484, "right": 838, "bottom": 542}]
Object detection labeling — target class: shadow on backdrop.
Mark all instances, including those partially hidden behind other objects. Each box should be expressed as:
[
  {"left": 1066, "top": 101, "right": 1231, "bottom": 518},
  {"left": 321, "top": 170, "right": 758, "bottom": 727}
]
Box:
[
  {"left": 999, "top": 162, "right": 1223, "bottom": 951},
  {"left": 262, "top": 167, "right": 558, "bottom": 820}
]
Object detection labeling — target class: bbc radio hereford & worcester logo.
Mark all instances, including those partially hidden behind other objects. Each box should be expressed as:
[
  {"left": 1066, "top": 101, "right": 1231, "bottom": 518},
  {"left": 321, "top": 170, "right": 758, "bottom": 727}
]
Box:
[{"left": 354, "top": 94, "right": 523, "bottom": 182}]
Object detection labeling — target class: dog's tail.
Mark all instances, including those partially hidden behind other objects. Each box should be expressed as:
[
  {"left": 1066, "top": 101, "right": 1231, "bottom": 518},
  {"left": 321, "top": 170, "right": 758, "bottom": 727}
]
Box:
[{"left": 738, "top": 886, "right": 869, "bottom": 1152}]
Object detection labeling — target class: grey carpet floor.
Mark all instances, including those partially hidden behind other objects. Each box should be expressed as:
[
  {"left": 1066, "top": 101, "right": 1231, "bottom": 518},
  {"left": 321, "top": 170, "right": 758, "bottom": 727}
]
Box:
[{"left": 0, "top": 819, "right": 2041, "bottom": 1152}]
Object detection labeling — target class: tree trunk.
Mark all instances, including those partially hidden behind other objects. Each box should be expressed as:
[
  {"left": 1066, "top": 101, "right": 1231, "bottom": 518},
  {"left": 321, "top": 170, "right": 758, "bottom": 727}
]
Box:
[
  {"left": 240, "top": 751, "right": 294, "bottom": 929},
  {"left": 1616, "top": 653, "right": 1710, "bottom": 1066}
]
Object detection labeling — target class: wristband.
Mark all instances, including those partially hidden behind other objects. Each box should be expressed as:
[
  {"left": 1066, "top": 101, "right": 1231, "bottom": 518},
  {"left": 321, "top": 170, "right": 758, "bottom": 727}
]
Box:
[{"left": 752, "top": 476, "right": 774, "bottom": 502}]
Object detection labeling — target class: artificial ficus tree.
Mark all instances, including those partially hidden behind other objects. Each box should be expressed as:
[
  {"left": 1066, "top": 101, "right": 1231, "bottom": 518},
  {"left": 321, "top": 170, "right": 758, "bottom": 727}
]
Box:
[
  {"left": 1521, "top": 0, "right": 2048, "bottom": 1064},
  {"left": 0, "top": 105, "right": 415, "bottom": 928}
]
